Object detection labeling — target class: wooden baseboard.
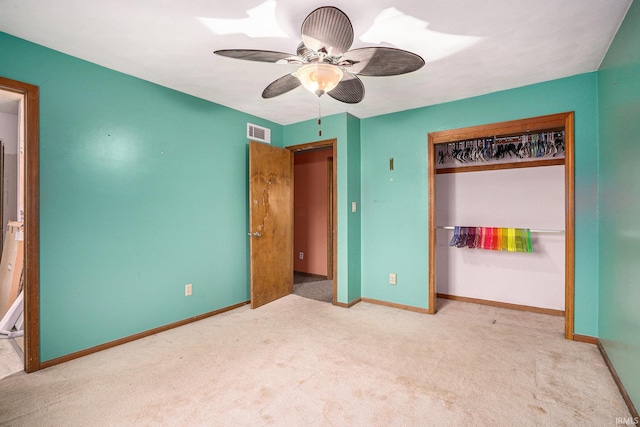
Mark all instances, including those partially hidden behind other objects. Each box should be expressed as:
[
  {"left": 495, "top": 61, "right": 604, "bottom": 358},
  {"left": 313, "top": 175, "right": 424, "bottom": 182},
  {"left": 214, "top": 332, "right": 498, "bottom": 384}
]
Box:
[
  {"left": 39, "top": 301, "right": 250, "bottom": 369},
  {"left": 437, "top": 293, "right": 565, "bottom": 317},
  {"left": 360, "top": 298, "right": 429, "bottom": 314},
  {"left": 597, "top": 340, "right": 639, "bottom": 422},
  {"left": 573, "top": 334, "right": 598, "bottom": 345},
  {"left": 334, "top": 298, "right": 361, "bottom": 308}
]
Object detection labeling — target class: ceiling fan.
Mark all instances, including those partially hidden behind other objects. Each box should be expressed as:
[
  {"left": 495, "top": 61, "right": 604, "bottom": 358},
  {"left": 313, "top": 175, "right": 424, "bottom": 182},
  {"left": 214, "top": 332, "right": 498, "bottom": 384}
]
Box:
[{"left": 214, "top": 6, "right": 425, "bottom": 104}]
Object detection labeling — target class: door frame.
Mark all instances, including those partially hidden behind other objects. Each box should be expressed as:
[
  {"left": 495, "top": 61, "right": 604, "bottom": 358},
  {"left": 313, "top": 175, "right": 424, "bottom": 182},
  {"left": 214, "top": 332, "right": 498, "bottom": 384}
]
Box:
[
  {"left": 0, "top": 76, "right": 40, "bottom": 372},
  {"left": 427, "top": 112, "right": 575, "bottom": 340},
  {"left": 287, "top": 139, "right": 338, "bottom": 305},
  {"left": 326, "top": 156, "right": 334, "bottom": 280}
]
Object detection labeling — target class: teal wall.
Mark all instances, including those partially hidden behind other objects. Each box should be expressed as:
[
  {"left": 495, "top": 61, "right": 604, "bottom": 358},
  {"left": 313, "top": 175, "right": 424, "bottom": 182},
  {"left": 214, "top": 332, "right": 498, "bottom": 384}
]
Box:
[
  {"left": 0, "top": 32, "right": 283, "bottom": 361},
  {"left": 360, "top": 73, "right": 600, "bottom": 336},
  {"left": 283, "top": 113, "right": 361, "bottom": 304},
  {"left": 598, "top": 0, "right": 640, "bottom": 410}
]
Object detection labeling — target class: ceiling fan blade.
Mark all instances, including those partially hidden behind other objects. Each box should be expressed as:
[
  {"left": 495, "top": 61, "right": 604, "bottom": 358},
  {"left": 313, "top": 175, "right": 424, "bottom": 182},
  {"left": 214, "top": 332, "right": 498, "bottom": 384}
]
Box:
[
  {"left": 328, "top": 74, "right": 364, "bottom": 104},
  {"left": 301, "top": 6, "right": 354, "bottom": 57},
  {"left": 342, "top": 47, "right": 425, "bottom": 76},
  {"left": 214, "top": 49, "right": 294, "bottom": 63},
  {"left": 262, "top": 74, "right": 301, "bottom": 99}
]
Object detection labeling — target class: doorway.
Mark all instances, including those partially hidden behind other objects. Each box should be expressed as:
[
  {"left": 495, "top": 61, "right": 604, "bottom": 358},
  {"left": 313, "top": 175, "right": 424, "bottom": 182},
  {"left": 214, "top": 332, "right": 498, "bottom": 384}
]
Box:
[
  {"left": 0, "top": 76, "right": 39, "bottom": 373},
  {"left": 0, "top": 88, "right": 23, "bottom": 378},
  {"left": 288, "top": 140, "right": 337, "bottom": 305}
]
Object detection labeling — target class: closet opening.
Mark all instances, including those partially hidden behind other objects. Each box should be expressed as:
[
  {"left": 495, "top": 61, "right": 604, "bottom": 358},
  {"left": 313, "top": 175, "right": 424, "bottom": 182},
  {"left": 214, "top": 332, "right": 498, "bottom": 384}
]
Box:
[{"left": 427, "top": 112, "right": 575, "bottom": 340}]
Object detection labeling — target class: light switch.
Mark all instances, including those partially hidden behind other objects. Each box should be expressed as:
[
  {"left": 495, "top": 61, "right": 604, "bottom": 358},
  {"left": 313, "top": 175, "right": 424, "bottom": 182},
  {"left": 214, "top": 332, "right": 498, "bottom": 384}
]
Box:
[{"left": 352, "top": 202, "right": 357, "bottom": 213}]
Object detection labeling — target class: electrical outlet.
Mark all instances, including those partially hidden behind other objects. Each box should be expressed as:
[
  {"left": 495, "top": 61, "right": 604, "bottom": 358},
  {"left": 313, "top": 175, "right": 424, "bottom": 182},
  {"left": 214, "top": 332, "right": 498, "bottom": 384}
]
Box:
[
  {"left": 299, "top": 252, "right": 304, "bottom": 260},
  {"left": 185, "top": 283, "right": 192, "bottom": 296},
  {"left": 389, "top": 273, "right": 397, "bottom": 285}
]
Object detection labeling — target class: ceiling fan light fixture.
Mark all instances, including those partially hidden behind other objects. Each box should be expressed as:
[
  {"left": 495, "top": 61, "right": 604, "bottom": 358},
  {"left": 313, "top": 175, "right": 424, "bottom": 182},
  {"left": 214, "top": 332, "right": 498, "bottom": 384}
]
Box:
[
  {"left": 295, "top": 63, "right": 343, "bottom": 97},
  {"left": 215, "top": 7, "right": 424, "bottom": 104}
]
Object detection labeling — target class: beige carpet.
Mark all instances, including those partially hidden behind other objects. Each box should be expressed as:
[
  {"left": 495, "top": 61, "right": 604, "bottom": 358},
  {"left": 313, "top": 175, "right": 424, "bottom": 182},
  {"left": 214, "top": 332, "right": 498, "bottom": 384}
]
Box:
[{"left": 0, "top": 296, "right": 631, "bottom": 426}]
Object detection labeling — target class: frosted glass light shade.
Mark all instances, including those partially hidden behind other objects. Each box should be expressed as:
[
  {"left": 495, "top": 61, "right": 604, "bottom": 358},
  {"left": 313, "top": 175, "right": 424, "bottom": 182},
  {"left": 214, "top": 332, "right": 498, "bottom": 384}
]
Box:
[{"left": 295, "top": 63, "right": 343, "bottom": 96}]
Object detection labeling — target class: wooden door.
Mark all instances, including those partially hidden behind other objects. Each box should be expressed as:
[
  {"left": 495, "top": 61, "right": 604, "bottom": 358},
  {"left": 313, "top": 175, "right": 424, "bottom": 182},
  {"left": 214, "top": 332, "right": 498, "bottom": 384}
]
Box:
[{"left": 249, "top": 141, "right": 293, "bottom": 309}]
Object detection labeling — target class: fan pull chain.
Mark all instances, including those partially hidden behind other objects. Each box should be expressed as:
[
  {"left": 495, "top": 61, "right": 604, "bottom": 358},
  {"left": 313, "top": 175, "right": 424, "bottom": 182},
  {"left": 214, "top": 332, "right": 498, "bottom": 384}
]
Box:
[{"left": 318, "top": 99, "right": 322, "bottom": 137}]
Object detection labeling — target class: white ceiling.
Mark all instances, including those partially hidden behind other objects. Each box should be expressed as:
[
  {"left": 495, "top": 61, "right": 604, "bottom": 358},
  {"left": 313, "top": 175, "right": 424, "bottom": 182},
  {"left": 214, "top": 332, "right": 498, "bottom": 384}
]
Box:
[{"left": 0, "top": 0, "right": 632, "bottom": 125}]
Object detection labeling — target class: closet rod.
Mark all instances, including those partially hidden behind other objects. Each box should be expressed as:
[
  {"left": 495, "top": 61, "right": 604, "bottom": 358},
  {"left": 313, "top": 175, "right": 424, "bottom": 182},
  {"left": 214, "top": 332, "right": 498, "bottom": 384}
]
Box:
[{"left": 435, "top": 226, "right": 564, "bottom": 234}]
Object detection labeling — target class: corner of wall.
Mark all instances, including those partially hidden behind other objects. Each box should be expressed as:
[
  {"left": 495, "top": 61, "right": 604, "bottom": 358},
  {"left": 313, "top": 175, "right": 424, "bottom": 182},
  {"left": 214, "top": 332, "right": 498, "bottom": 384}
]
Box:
[{"left": 346, "top": 114, "right": 362, "bottom": 303}]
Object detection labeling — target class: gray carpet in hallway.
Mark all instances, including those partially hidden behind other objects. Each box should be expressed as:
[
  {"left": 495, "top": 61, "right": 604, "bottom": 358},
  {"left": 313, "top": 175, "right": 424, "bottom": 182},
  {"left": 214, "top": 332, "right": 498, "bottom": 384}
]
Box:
[{"left": 293, "top": 272, "right": 332, "bottom": 303}]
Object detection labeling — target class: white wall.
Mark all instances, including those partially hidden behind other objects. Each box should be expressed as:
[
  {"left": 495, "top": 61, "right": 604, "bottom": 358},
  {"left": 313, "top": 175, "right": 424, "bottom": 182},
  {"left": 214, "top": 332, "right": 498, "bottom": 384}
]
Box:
[
  {"left": 0, "top": 111, "right": 19, "bottom": 239},
  {"left": 435, "top": 165, "right": 565, "bottom": 310}
]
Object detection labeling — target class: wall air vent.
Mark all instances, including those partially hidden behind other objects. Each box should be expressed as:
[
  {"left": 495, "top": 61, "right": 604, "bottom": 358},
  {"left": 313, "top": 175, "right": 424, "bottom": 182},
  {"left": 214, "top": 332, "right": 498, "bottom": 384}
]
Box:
[{"left": 247, "top": 123, "right": 271, "bottom": 144}]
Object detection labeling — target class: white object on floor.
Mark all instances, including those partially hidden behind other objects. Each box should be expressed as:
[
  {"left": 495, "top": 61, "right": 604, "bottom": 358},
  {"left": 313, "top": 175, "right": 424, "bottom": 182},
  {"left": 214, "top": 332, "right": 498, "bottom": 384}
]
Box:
[
  {"left": 0, "top": 338, "right": 23, "bottom": 380},
  {"left": 0, "top": 290, "right": 23, "bottom": 339}
]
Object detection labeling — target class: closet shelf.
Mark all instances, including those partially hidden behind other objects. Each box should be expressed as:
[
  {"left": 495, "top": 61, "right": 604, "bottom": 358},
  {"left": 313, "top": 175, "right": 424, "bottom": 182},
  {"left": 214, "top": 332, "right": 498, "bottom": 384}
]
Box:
[
  {"left": 435, "top": 158, "right": 564, "bottom": 174},
  {"left": 435, "top": 226, "right": 564, "bottom": 234}
]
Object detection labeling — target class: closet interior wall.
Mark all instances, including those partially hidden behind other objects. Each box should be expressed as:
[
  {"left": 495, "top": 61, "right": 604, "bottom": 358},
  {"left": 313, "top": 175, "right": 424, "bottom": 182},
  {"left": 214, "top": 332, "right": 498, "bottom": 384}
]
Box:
[{"left": 435, "top": 166, "right": 565, "bottom": 310}]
